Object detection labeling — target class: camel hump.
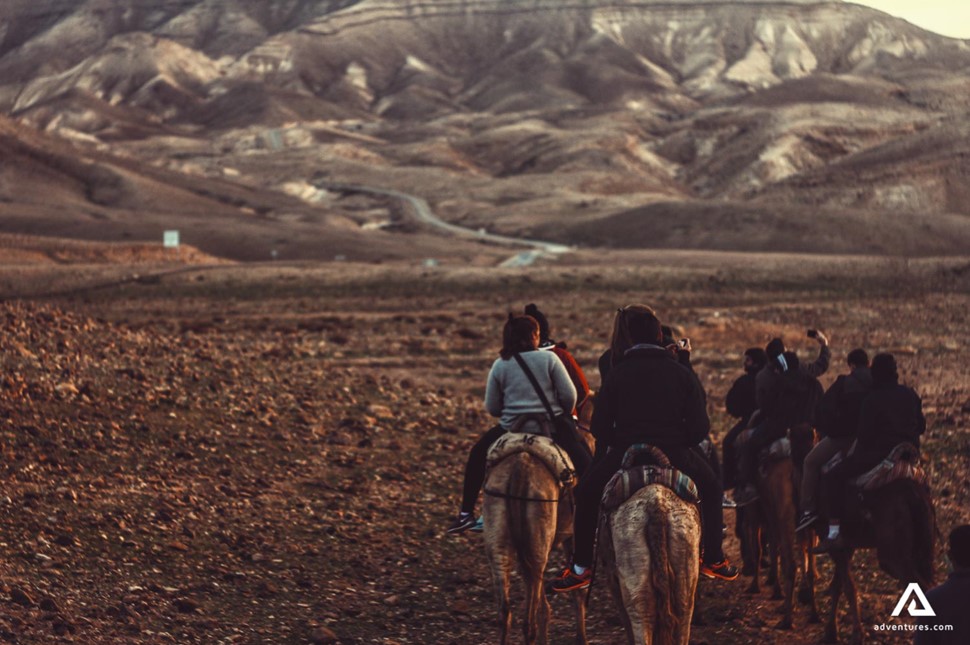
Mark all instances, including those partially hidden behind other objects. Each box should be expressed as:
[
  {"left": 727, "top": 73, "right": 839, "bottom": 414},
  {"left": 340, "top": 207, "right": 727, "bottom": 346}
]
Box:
[
  {"left": 620, "top": 443, "right": 672, "bottom": 469},
  {"left": 853, "top": 442, "right": 927, "bottom": 491},
  {"left": 486, "top": 432, "right": 575, "bottom": 486},
  {"left": 601, "top": 462, "right": 699, "bottom": 511}
]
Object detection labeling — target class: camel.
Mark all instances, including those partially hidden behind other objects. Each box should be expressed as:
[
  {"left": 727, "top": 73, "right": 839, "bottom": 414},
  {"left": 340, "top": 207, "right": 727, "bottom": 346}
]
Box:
[
  {"left": 821, "top": 477, "right": 935, "bottom": 644},
  {"left": 740, "top": 424, "right": 819, "bottom": 629},
  {"left": 482, "top": 433, "right": 588, "bottom": 645},
  {"left": 600, "top": 483, "right": 701, "bottom": 645}
]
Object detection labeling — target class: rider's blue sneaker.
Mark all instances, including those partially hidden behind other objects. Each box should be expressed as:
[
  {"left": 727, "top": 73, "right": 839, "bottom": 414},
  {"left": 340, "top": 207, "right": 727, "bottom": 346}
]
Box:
[
  {"left": 447, "top": 512, "right": 477, "bottom": 535},
  {"left": 470, "top": 516, "right": 484, "bottom": 533}
]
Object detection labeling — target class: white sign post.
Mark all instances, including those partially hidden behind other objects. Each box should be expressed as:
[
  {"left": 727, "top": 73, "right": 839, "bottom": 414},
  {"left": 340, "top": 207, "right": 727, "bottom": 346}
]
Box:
[{"left": 163, "top": 230, "right": 180, "bottom": 248}]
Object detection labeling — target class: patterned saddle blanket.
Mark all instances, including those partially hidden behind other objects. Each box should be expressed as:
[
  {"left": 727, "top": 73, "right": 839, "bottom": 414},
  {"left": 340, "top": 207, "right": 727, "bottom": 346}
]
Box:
[
  {"left": 600, "top": 444, "right": 699, "bottom": 511},
  {"left": 737, "top": 428, "right": 792, "bottom": 465},
  {"left": 486, "top": 432, "right": 575, "bottom": 486},
  {"left": 852, "top": 443, "right": 927, "bottom": 492}
]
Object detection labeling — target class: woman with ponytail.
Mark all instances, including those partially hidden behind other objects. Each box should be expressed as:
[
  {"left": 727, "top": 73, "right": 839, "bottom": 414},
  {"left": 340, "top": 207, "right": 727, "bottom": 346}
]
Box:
[
  {"left": 550, "top": 305, "right": 739, "bottom": 592},
  {"left": 446, "top": 313, "right": 591, "bottom": 534}
]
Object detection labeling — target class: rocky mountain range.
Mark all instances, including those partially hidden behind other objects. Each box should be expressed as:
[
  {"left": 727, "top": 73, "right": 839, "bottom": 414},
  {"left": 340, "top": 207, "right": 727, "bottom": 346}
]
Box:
[{"left": 2, "top": 0, "right": 970, "bottom": 261}]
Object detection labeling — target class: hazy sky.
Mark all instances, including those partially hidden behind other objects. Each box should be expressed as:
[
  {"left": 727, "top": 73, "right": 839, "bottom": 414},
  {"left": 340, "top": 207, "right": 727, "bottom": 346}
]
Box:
[{"left": 855, "top": 0, "right": 970, "bottom": 39}]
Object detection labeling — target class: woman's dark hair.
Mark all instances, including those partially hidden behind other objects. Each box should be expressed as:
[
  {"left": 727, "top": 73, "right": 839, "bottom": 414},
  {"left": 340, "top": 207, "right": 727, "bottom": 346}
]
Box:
[
  {"left": 609, "top": 305, "right": 660, "bottom": 367},
  {"left": 524, "top": 304, "right": 551, "bottom": 344},
  {"left": 500, "top": 314, "right": 540, "bottom": 359},
  {"left": 871, "top": 353, "right": 899, "bottom": 386}
]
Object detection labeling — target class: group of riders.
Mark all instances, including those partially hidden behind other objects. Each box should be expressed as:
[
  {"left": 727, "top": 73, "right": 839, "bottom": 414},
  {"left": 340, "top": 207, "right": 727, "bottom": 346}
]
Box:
[{"left": 446, "top": 303, "right": 927, "bottom": 592}]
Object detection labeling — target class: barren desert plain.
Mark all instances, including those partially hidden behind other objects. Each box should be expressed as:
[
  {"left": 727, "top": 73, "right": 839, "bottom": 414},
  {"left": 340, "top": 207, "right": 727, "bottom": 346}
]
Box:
[
  {"left": 0, "top": 248, "right": 967, "bottom": 644},
  {"left": 2, "top": 1, "right": 970, "bottom": 643}
]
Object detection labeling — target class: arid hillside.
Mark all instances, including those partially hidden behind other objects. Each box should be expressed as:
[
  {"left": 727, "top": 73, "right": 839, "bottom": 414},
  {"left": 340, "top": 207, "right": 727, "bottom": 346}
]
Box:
[{"left": 1, "top": 0, "right": 970, "bottom": 260}]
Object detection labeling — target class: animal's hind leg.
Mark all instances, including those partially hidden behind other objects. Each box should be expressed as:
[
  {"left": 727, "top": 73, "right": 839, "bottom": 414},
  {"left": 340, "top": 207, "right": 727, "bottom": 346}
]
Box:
[
  {"left": 743, "top": 510, "right": 762, "bottom": 594},
  {"left": 823, "top": 551, "right": 846, "bottom": 644},
  {"left": 842, "top": 552, "right": 864, "bottom": 645},
  {"left": 798, "top": 537, "right": 821, "bottom": 623},
  {"left": 491, "top": 558, "right": 512, "bottom": 645},
  {"left": 521, "top": 569, "right": 546, "bottom": 645},
  {"left": 768, "top": 538, "right": 782, "bottom": 600}
]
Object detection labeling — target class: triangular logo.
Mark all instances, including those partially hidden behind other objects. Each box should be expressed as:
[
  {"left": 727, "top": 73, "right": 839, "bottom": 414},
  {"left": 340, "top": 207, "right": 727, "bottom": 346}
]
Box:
[{"left": 890, "top": 583, "right": 936, "bottom": 617}]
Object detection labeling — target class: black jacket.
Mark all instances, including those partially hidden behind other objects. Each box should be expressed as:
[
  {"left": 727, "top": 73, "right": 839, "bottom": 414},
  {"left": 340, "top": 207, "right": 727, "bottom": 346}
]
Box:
[
  {"left": 590, "top": 346, "right": 710, "bottom": 451},
  {"left": 854, "top": 383, "right": 925, "bottom": 461},
  {"left": 816, "top": 368, "right": 872, "bottom": 439},
  {"left": 725, "top": 372, "right": 758, "bottom": 425},
  {"left": 758, "top": 366, "right": 823, "bottom": 440}
]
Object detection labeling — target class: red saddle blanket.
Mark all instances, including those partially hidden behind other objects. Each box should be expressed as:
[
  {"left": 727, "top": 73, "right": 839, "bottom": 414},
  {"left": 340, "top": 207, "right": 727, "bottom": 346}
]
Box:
[{"left": 852, "top": 443, "right": 927, "bottom": 492}]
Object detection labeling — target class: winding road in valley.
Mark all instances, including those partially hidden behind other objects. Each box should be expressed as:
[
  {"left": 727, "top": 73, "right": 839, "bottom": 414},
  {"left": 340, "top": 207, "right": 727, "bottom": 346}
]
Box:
[{"left": 316, "top": 182, "right": 572, "bottom": 266}]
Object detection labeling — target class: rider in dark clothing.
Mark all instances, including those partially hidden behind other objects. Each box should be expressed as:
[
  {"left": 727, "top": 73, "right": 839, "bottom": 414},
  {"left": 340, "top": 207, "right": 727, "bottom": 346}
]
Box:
[
  {"left": 735, "top": 351, "right": 823, "bottom": 499},
  {"left": 733, "top": 335, "right": 827, "bottom": 505},
  {"left": 722, "top": 348, "right": 768, "bottom": 490},
  {"left": 603, "top": 326, "right": 725, "bottom": 495},
  {"left": 797, "top": 349, "right": 872, "bottom": 531},
  {"left": 815, "top": 353, "right": 925, "bottom": 551},
  {"left": 548, "top": 306, "right": 739, "bottom": 592}
]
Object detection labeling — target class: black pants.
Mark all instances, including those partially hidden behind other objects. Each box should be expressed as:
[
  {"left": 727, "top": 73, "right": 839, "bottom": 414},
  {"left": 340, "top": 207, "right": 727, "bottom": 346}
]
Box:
[
  {"left": 820, "top": 452, "right": 883, "bottom": 521},
  {"left": 737, "top": 421, "right": 787, "bottom": 485},
  {"left": 696, "top": 441, "right": 722, "bottom": 484},
  {"left": 721, "top": 419, "right": 747, "bottom": 490},
  {"left": 459, "top": 422, "right": 592, "bottom": 515},
  {"left": 572, "top": 445, "right": 725, "bottom": 568}
]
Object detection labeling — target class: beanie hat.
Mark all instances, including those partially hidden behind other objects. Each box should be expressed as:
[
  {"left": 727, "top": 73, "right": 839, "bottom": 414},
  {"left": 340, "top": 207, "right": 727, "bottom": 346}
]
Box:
[
  {"left": 524, "top": 304, "right": 552, "bottom": 346},
  {"left": 765, "top": 338, "right": 785, "bottom": 360}
]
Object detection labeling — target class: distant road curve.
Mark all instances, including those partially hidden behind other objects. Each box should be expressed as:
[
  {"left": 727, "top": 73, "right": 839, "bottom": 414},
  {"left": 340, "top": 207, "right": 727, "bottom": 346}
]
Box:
[{"left": 316, "top": 182, "right": 572, "bottom": 265}]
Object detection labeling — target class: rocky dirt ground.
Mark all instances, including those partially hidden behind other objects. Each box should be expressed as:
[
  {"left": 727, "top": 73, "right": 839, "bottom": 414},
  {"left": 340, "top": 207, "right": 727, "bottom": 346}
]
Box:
[{"left": 0, "top": 259, "right": 967, "bottom": 644}]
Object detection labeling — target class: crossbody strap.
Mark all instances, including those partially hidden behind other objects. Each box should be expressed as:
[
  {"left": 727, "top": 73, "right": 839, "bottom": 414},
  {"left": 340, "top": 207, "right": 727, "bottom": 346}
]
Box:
[{"left": 512, "top": 353, "right": 557, "bottom": 421}]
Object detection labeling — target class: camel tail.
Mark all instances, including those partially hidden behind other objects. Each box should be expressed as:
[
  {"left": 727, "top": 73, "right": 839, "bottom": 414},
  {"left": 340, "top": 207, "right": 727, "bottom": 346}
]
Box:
[{"left": 646, "top": 504, "right": 679, "bottom": 645}]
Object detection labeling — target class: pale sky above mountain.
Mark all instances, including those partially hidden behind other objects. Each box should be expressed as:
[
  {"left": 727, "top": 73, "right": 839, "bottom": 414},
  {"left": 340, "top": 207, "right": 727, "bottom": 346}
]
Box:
[{"left": 855, "top": 0, "right": 970, "bottom": 38}]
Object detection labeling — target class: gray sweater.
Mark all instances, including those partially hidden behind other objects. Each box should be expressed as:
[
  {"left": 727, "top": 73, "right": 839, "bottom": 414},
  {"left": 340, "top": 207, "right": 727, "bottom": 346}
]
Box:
[{"left": 484, "top": 351, "right": 577, "bottom": 430}]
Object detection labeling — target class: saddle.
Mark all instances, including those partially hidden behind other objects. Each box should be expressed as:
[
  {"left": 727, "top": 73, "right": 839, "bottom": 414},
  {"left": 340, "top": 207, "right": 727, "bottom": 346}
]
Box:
[
  {"left": 760, "top": 437, "right": 791, "bottom": 463},
  {"left": 506, "top": 413, "right": 555, "bottom": 437},
  {"left": 600, "top": 444, "right": 699, "bottom": 511},
  {"left": 486, "top": 431, "right": 576, "bottom": 486},
  {"left": 736, "top": 427, "right": 791, "bottom": 476},
  {"left": 851, "top": 443, "right": 927, "bottom": 492}
]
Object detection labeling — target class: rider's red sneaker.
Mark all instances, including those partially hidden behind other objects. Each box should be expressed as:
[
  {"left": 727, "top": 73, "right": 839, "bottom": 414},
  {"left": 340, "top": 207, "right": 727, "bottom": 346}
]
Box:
[
  {"left": 701, "top": 559, "right": 740, "bottom": 581},
  {"left": 547, "top": 566, "right": 591, "bottom": 593}
]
